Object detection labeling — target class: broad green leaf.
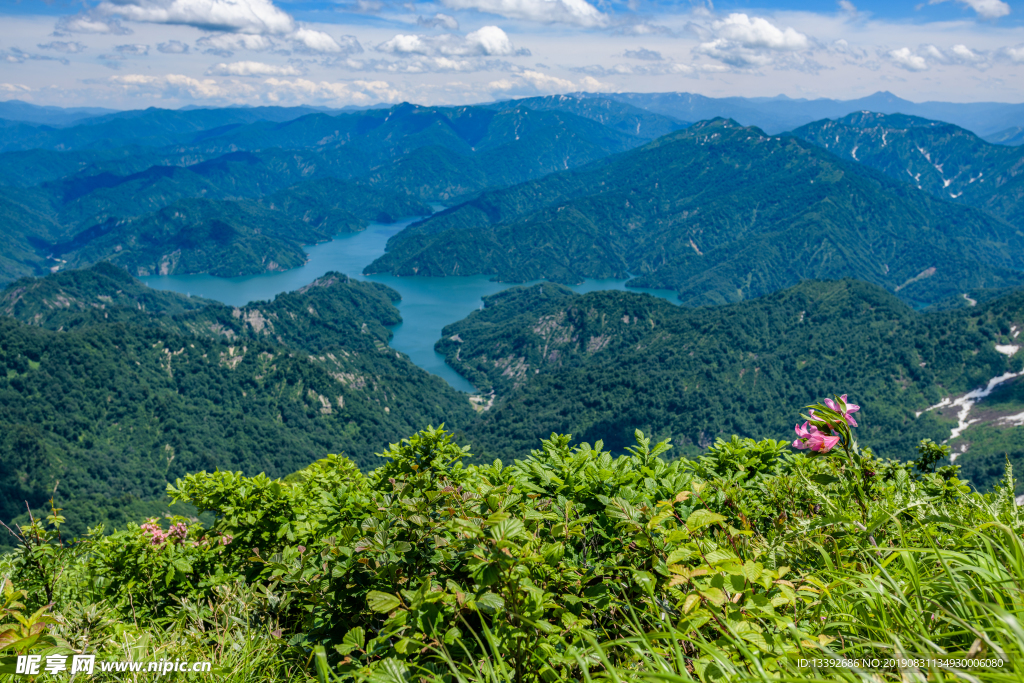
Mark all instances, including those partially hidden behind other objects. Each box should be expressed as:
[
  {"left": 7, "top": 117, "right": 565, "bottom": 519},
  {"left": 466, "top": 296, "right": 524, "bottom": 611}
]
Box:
[
  {"left": 541, "top": 542, "right": 564, "bottom": 565},
  {"left": 700, "top": 587, "right": 726, "bottom": 607},
  {"left": 343, "top": 627, "right": 365, "bottom": 651},
  {"left": 667, "top": 547, "right": 695, "bottom": 564},
  {"left": 0, "top": 628, "right": 21, "bottom": 650},
  {"left": 474, "top": 592, "right": 504, "bottom": 614},
  {"left": 704, "top": 548, "right": 737, "bottom": 564},
  {"left": 366, "top": 591, "right": 401, "bottom": 613},
  {"left": 686, "top": 509, "right": 727, "bottom": 532}
]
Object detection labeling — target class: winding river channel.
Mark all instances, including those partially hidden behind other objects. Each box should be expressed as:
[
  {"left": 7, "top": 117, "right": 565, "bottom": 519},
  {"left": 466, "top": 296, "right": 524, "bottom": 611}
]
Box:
[{"left": 141, "top": 216, "right": 680, "bottom": 392}]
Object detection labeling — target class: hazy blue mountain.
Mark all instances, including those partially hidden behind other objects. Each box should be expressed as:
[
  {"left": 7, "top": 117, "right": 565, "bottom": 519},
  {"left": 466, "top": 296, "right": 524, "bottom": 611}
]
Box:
[
  {"left": 0, "top": 101, "right": 117, "bottom": 126},
  {"left": 0, "top": 147, "right": 214, "bottom": 188},
  {"left": 791, "top": 112, "right": 1024, "bottom": 230},
  {"left": 52, "top": 198, "right": 323, "bottom": 278},
  {"left": 985, "top": 126, "right": 1024, "bottom": 146},
  {"left": 582, "top": 90, "right": 1024, "bottom": 137},
  {"left": 368, "top": 119, "right": 1024, "bottom": 307},
  {"left": 489, "top": 95, "right": 689, "bottom": 140},
  {"left": 191, "top": 102, "right": 646, "bottom": 162},
  {"left": 0, "top": 105, "right": 343, "bottom": 152}
]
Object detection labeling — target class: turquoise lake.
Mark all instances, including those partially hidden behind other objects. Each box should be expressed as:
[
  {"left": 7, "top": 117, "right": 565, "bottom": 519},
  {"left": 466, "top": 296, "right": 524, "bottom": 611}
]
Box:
[{"left": 141, "top": 217, "right": 680, "bottom": 393}]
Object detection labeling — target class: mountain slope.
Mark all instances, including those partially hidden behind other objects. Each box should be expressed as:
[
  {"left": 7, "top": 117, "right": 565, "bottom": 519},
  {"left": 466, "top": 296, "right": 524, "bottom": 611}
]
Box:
[
  {"left": 436, "top": 279, "right": 1024, "bottom": 493},
  {"left": 489, "top": 95, "right": 689, "bottom": 140},
  {"left": 368, "top": 119, "right": 1024, "bottom": 306},
  {"left": 791, "top": 112, "right": 1024, "bottom": 230},
  {"left": 587, "top": 90, "right": 1024, "bottom": 137},
  {"left": 0, "top": 263, "right": 475, "bottom": 536}
]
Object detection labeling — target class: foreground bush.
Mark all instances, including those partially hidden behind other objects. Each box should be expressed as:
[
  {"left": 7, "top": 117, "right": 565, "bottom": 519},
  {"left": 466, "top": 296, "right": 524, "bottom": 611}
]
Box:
[{"left": 2, "top": 396, "right": 1022, "bottom": 682}]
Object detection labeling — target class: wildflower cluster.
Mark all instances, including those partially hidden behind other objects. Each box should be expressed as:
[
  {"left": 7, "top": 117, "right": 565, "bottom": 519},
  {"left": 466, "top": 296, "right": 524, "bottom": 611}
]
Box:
[{"left": 140, "top": 520, "right": 189, "bottom": 547}]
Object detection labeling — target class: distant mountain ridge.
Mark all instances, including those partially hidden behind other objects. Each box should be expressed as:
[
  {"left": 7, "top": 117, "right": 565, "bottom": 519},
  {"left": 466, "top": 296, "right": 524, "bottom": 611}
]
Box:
[
  {"left": 0, "top": 99, "right": 666, "bottom": 284},
  {"left": 579, "top": 90, "right": 1024, "bottom": 138},
  {"left": 6, "top": 90, "right": 1023, "bottom": 139},
  {"left": 791, "top": 111, "right": 1024, "bottom": 230},
  {"left": 368, "top": 118, "right": 1024, "bottom": 307}
]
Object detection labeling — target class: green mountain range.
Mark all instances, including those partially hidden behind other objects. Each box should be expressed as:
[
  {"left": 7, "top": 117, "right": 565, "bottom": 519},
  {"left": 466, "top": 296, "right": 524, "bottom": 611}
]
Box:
[
  {"left": 0, "top": 263, "right": 474, "bottom": 541},
  {"left": 437, "top": 279, "right": 1024, "bottom": 494},
  {"left": 0, "top": 101, "right": 672, "bottom": 286},
  {"left": 368, "top": 118, "right": 1024, "bottom": 307},
  {"left": 791, "top": 112, "right": 1024, "bottom": 232},
  {"left": 0, "top": 175, "right": 431, "bottom": 283}
]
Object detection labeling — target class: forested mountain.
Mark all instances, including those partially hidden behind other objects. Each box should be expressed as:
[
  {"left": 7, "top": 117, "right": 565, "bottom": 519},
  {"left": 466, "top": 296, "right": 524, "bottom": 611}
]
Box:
[
  {"left": 489, "top": 95, "right": 689, "bottom": 139},
  {"left": 437, "top": 279, "right": 1024, "bottom": 492},
  {"left": 0, "top": 171, "right": 431, "bottom": 283},
  {"left": 0, "top": 263, "right": 475, "bottom": 541},
  {"left": 0, "top": 100, "right": 116, "bottom": 126},
  {"left": 586, "top": 90, "right": 1024, "bottom": 137},
  {"left": 368, "top": 118, "right": 1024, "bottom": 306},
  {"left": 0, "top": 105, "right": 346, "bottom": 152},
  {"left": 0, "top": 101, "right": 665, "bottom": 285},
  {"left": 987, "top": 126, "right": 1024, "bottom": 146},
  {"left": 792, "top": 112, "right": 1024, "bottom": 231}
]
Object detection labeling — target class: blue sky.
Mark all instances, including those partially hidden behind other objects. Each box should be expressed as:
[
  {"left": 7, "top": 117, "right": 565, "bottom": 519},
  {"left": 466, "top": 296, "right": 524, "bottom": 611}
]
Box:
[{"left": 1, "top": 0, "right": 1022, "bottom": 108}]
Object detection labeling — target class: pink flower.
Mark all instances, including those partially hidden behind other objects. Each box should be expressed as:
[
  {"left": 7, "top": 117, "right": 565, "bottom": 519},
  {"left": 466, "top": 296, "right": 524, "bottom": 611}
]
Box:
[
  {"left": 824, "top": 394, "right": 860, "bottom": 427},
  {"left": 792, "top": 422, "right": 840, "bottom": 453},
  {"left": 221, "top": 535, "right": 233, "bottom": 546},
  {"left": 141, "top": 521, "right": 169, "bottom": 547}
]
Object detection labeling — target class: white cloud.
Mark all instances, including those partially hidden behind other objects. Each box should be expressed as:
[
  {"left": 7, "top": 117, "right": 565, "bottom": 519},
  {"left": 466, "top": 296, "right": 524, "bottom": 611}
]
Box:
[
  {"left": 291, "top": 28, "right": 346, "bottom": 53},
  {"left": 929, "top": 0, "right": 1010, "bottom": 19},
  {"left": 38, "top": 41, "right": 88, "bottom": 53},
  {"left": 196, "top": 33, "right": 276, "bottom": 54},
  {"left": 0, "top": 83, "right": 32, "bottom": 93},
  {"left": 887, "top": 46, "right": 929, "bottom": 71},
  {"left": 695, "top": 13, "right": 810, "bottom": 68},
  {"left": 96, "top": 0, "right": 295, "bottom": 35},
  {"left": 208, "top": 60, "right": 300, "bottom": 76},
  {"left": 838, "top": 0, "right": 858, "bottom": 13},
  {"left": 520, "top": 69, "right": 575, "bottom": 89},
  {"left": 418, "top": 13, "right": 460, "bottom": 30},
  {"left": 948, "top": 43, "right": 987, "bottom": 64},
  {"left": 3, "top": 48, "right": 68, "bottom": 65},
  {"left": 262, "top": 77, "right": 401, "bottom": 104},
  {"left": 377, "top": 26, "right": 524, "bottom": 58},
  {"left": 489, "top": 69, "right": 609, "bottom": 95},
  {"left": 110, "top": 72, "right": 229, "bottom": 98},
  {"left": 885, "top": 44, "right": 989, "bottom": 71},
  {"left": 466, "top": 26, "right": 519, "bottom": 56},
  {"left": 116, "top": 44, "right": 150, "bottom": 56},
  {"left": 577, "top": 75, "right": 611, "bottom": 92},
  {"left": 709, "top": 13, "right": 809, "bottom": 51},
  {"left": 624, "top": 47, "right": 662, "bottom": 60},
  {"left": 616, "top": 21, "right": 673, "bottom": 36},
  {"left": 157, "top": 40, "right": 190, "bottom": 53},
  {"left": 439, "top": 0, "right": 609, "bottom": 28},
  {"left": 55, "top": 14, "right": 133, "bottom": 35},
  {"left": 571, "top": 60, "right": 707, "bottom": 77},
  {"left": 1003, "top": 45, "right": 1024, "bottom": 62}
]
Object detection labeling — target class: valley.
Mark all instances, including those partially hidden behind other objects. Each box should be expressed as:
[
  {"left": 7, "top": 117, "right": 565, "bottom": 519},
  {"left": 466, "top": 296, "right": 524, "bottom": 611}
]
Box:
[{"left": 2, "top": 92, "right": 1024, "bottom": 541}]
